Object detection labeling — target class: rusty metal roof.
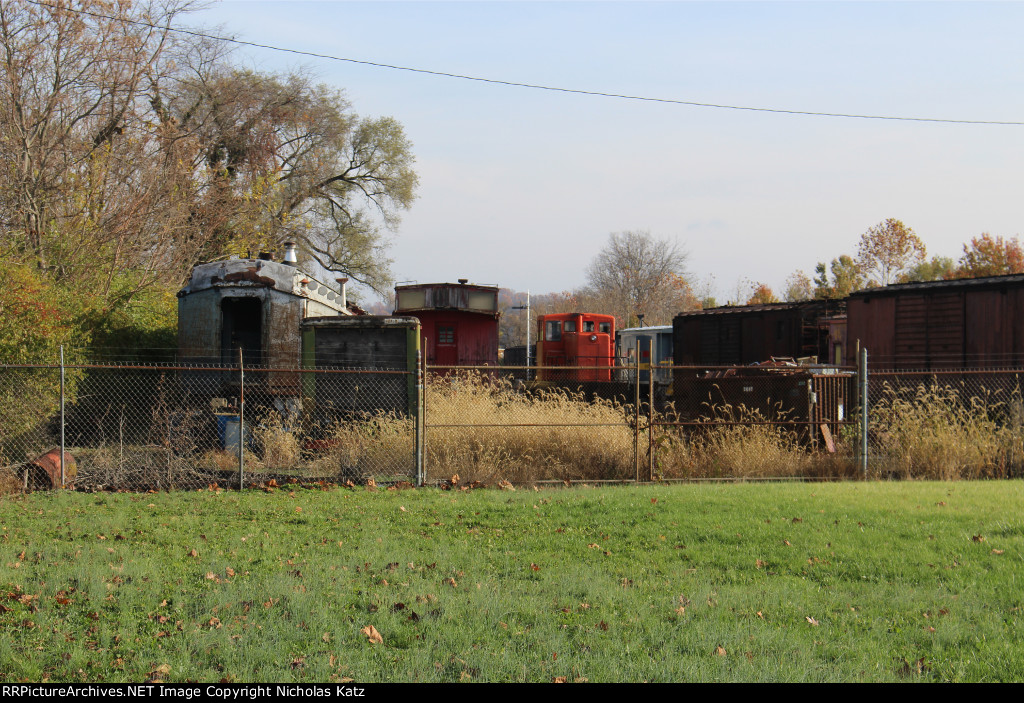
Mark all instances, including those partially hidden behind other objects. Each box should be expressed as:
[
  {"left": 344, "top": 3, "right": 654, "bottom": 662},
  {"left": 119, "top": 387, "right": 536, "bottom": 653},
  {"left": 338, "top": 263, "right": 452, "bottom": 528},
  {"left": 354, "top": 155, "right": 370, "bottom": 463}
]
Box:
[{"left": 850, "top": 272, "right": 1024, "bottom": 298}]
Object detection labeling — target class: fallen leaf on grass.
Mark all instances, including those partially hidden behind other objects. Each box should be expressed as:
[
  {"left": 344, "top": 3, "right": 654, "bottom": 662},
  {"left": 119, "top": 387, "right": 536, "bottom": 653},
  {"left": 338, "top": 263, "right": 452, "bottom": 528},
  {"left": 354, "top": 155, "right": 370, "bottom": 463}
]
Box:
[
  {"left": 756, "top": 559, "right": 767, "bottom": 569},
  {"left": 991, "top": 549, "right": 1004, "bottom": 555},
  {"left": 360, "top": 625, "right": 383, "bottom": 644},
  {"left": 806, "top": 616, "right": 819, "bottom": 626},
  {"left": 497, "top": 480, "right": 515, "bottom": 491},
  {"left": 897, "top": 658, "right": 930, "bottom": 677},
  {"left": 715, "top": 646, "right": 727, "bottom": 656},
  {"left": 972, "top": 534, "right": 985, "bottom": 542}
]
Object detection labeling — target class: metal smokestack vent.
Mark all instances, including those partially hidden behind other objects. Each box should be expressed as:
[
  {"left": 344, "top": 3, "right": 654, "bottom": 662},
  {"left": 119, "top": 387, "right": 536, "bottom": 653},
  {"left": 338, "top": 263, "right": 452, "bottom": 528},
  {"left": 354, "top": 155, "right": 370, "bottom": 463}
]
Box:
[
  {"left": 335, "top": 277, "right": 349, "bottom": 312},
  {"left": 282, "top": 242, "right": 299, "bottom": 266}
]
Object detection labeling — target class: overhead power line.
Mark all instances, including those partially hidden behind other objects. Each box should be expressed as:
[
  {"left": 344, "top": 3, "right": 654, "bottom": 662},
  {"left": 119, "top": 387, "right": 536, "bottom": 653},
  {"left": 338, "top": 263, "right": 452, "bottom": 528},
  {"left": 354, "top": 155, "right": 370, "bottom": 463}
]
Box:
[{"left": 24, "top": 0, "right": 1024, "bottom": 126}]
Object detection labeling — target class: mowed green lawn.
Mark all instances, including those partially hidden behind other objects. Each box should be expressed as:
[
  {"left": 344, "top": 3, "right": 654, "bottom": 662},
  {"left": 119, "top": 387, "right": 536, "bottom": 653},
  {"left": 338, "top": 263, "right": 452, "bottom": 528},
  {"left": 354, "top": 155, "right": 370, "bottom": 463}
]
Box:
[{"left": 1, "top": 480, "right": 1021, "bottom": 682}]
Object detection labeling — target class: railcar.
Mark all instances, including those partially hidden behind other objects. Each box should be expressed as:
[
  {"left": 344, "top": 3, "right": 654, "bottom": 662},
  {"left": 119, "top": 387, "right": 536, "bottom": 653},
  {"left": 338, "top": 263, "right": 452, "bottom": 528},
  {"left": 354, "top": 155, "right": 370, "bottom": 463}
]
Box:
[
  {"left": 535, "top": 312, "right": 616, "bottom": 382},
  {"left": 616, "top": 325, "right": 674, "bottom": 394},
  {"left": 393, "top": 280, "right": 500, "bottom": 368}
]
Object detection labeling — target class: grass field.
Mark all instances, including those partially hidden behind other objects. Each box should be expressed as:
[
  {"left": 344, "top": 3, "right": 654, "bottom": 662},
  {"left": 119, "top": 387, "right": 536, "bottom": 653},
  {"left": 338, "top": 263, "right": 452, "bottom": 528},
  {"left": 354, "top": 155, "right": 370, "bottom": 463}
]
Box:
[{"left": 1, "top": 480, "right": 1021, "bottom": 682}]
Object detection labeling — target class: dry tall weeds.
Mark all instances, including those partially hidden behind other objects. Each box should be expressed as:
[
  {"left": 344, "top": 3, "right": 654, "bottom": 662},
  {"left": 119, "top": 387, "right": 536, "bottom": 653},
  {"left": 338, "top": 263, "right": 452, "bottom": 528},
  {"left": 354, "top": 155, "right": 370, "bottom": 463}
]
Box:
[
  {"left": 869, "top": 382, "right": 1024, "bottom": 479},
  {"left": 420, "top": 373, "right": 635, "bottom": 483}
]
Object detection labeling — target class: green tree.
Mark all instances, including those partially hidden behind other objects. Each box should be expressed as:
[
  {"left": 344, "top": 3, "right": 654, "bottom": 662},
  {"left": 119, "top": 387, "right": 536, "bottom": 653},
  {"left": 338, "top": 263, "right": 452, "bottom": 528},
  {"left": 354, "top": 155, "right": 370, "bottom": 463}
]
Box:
[
  {"left": 163, "top": 67, "right": 418, "bottom": 294},
  {"left": 813, "top": 255, "right": 864, "bottom": 298},
  {"left": 899, "top": 255, "right": 956, "bottom": 283}
]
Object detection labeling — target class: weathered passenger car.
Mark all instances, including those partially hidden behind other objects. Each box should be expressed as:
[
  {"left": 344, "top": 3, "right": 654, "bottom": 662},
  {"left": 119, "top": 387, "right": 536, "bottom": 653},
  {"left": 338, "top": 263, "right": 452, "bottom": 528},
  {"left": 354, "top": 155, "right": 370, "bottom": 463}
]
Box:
[
  {"left": 393, "top": 281, "right": 500, "bottom": 367},
  {"left": 177, "top": 251, "right": 356, "bottom": 399}
]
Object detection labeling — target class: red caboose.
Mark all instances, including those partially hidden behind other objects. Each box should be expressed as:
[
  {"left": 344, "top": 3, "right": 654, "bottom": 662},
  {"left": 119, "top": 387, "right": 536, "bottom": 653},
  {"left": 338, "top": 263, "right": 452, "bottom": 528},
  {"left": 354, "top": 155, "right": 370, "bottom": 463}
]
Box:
[
  {"left": 536, "top": 313, "right": 616, "bottom": 382},
  {"left": 394, "top": 281, "right": 499, "bottom": 367}
]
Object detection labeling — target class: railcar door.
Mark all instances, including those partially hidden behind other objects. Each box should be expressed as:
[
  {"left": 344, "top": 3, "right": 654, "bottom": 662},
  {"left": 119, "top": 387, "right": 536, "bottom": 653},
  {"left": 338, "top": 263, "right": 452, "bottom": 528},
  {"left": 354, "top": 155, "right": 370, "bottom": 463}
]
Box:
[{"left": 435, "top": 322, "right": 458, "bottom": 367}]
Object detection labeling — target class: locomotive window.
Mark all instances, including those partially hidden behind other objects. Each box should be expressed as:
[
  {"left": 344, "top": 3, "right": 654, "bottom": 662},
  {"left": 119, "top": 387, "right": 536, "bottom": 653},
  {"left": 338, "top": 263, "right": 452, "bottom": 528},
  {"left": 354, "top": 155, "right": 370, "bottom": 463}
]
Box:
[
  {"left": 565, "top": 320, "right": 576, "bottom": 333},
  {"left": 599, "top": 322, "right": 611, "bottom": 334},
  {"left": 545, "top": 320, "right": 561, "bottom": 341},
  {"left": 583, "top": 321, "right": 595, "bottom": 332}
]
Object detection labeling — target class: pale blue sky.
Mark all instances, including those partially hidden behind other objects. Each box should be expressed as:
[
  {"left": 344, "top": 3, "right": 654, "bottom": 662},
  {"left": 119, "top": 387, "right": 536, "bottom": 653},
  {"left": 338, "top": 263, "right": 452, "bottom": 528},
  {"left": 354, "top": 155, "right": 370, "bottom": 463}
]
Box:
[{"left": 192, "top": 1, "right": 1024, "bottom": 301}]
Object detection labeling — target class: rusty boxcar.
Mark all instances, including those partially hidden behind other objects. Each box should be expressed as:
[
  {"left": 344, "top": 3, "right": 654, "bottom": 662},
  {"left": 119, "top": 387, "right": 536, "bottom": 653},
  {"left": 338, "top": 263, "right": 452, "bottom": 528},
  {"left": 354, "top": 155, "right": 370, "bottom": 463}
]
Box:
[
  {"left": 672, "top": 300, "right": 844, "bottom": 367},
  {"left": 671, "top": 360, "right": 854, "bottom": 446},
  {"left": 845, "top": 273, "right": 1024, "bottom": 369},
  {"left": 393, "top": 281, "right": 499, "bottom": 367}
]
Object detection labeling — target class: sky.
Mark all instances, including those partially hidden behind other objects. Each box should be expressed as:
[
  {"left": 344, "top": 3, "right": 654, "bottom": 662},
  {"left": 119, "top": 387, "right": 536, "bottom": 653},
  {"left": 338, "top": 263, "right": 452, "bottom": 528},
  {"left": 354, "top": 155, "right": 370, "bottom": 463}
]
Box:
[{"left": 191, "top": 0, "right": 1024, "bottom": 303}]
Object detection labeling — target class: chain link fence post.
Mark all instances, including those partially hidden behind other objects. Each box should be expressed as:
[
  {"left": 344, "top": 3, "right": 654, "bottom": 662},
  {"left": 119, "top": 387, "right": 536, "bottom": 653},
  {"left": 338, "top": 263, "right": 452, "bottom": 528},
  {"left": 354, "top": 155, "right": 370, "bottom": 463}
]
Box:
[
  {"left": 238, "top": 348, "right": 245, "bottom": 490},
  {"left": 859, "top": 347, "right": 869, "bottom": 476},
  {"left": 60, "top": 346, "right": 66, "bottom": 487},
  {"left": 648, "top": 338, "right": 655, "bottom": 482},
  {"left": 634, "top": 347, "right": 641, "bottom": 482},
  {"left": 415, "top": 349, "right": 424, "bottom": 486}
]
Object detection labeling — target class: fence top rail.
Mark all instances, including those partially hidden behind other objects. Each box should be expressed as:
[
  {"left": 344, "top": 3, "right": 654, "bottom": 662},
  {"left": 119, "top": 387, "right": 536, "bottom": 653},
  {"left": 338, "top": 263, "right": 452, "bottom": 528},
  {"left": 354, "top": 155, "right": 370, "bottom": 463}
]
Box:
[
  {"left": 872, "top": 368, "right": 1024, "bottom": 377},
  {"left": 0, "top": 363, "right": 413, "bottom": 374}
]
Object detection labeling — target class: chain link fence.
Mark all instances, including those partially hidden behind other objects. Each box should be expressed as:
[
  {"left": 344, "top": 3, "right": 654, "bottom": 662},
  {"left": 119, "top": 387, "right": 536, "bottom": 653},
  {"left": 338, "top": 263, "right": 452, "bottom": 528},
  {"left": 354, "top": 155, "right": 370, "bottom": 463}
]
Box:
[
  {"left": 0, "top": 361, "right": 419, "bottom": 492},
  {"left": 3, "top": 354, "right": 1023, "bottom": 492},
  {"left": 865, "top": 368, "right": 1024, "bottom": 479}
]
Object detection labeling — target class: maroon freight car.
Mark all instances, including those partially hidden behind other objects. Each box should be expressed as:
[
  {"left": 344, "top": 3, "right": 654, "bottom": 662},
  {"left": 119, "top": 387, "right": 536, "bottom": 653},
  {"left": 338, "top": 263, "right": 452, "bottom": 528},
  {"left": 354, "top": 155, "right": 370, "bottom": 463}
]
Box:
[
  {"left": 845, "top": 273, "right": 1024, "bottom": 369},
  {"left": 393, "top": 281, "right": 500, "bottom": 367}
]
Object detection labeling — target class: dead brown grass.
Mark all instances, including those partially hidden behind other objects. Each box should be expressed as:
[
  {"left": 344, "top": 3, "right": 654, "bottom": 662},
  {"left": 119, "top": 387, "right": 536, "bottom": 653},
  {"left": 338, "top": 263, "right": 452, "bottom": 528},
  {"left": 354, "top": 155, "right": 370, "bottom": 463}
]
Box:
[{"left": 869, "top": 382, "right": 1024, "bottom": 479}]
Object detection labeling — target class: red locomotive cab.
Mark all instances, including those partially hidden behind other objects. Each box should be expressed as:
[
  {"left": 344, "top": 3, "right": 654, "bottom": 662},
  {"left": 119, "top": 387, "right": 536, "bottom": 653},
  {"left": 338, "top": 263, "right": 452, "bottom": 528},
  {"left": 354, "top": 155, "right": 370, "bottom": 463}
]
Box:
[{"left": 536, "top": 313, "right": 615, "bottom": 382}]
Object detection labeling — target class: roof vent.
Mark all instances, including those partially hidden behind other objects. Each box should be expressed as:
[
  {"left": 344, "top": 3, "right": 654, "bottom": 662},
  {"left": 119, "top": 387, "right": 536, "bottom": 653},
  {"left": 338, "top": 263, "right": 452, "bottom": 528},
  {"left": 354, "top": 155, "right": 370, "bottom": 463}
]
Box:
[
  {"left": 282, "top": 242, "right": 299, "bottom": 266},
  {"left": 458, "top": 278, "right": 468, "bottom": 285}
]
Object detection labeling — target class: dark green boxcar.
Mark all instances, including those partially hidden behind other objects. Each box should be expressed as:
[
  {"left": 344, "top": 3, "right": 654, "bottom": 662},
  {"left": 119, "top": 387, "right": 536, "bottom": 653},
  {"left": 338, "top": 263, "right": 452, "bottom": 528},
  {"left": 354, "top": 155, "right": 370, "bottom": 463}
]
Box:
[{"left": 300, "top": 316, "right": 421, "bottom": 424}]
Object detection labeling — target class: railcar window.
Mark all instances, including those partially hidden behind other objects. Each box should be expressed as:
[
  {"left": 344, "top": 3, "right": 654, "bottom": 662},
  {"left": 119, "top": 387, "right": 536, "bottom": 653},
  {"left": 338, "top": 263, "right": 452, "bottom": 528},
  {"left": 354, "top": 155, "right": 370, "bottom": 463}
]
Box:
[
  {"left": 438, "top": 326, "right": 455, "bottom": 344},
  {"left": 599, "top": 322, "right": 611, "bottom": 334},
  {"left": 545, "top": 320, "right": 561, "bottom": 341},
  {"left": 565, "top": 320, "right": 576, "bottom": 333},
  {"left": 583, "top": 321, "right": 595, "bottom": 332}
]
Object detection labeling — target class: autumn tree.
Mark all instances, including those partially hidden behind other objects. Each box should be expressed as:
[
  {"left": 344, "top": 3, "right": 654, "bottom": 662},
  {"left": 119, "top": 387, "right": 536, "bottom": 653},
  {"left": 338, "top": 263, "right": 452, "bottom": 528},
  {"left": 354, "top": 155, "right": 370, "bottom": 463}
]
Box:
[
  {"left": 856, "top": 218, "right": 926, "bottom": 286},
  {"left": 582, "top": 231, "right": 693, "bottom": 327},
  {"left": 783, "top": 271, "right": 814, "bottom": 302},
  {"left": 0, "top": 0, "right": 419, "bottom": 359},
  {"left": 0, "top": 0, "right": 201, "bottom": 293},
  {"left": 951, "top": 234, "right": 1024, "bottom": 279},
  {"left": 746, "top": 283, "right": 779, "bottom": 305}
]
